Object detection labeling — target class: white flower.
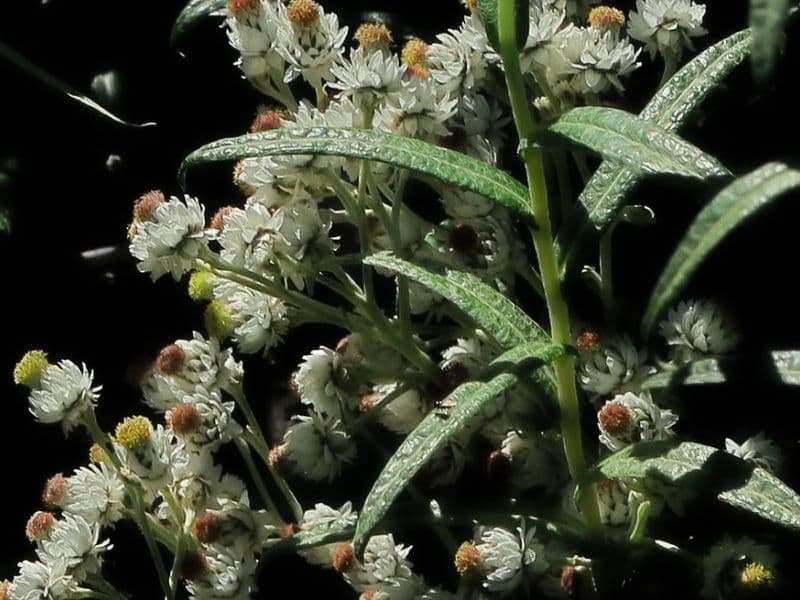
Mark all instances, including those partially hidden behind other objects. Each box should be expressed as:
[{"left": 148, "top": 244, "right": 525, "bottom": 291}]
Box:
[
  {"left": 701, "top": 536, "right": 778, "bottom": 598},
  {"left": 283, "top": 413, "right": 357, "bottom": 482},
  {"left": 11, "top": 558, "right": 84, "bottom": 600},
  {"left": 579, "top": 334, "right": 646, "bottom": 395},
  {"left": 475, "top": 521, "right": 549, "bottom": 594},
  {"left": 595, "top": 478, "right": 644, "bottom": 528},
  {"left": 659, "top": 299, "right": 739, "bottom": 363},
  {"left": 226, "top": 0, "right": 286, "bottom": 82},
  {"left": 440, "top": 336, "right": 494, "bottom": 376},
  {"left": 212, "top": 280, "right": 290, "bottom": 356},
  {"left": 166, "top": 387, "right": 242, "bottom": 453},
  {"left": 28, "top": 360, "right": 100, "bottom": 435},
  {"left": 186, "top": 546, "right": 258, "bottom": 600},
  {"left": 60, "top": 464, "right": 126, "bottom": 527},
  {"left": 372, "top": 384, "right": 427, "bottom": 435},
  {"left": 725, "top": 432, "right": 782, "bottom": 472},
  {"left": 501, "top": 430, "right": 568, "bottom": 493},
  {"left": 170, "top": 452, "right": 248, "bottom": 516},
  {"left": 275, "top": 1, "right": 348, "bottom": 89},
  {"left": 199, "top": 498, "right": 279, "bottom": 556},
  {"left": 519, "top": 7, "right": 567, "bottom": 76},
  {"left": 142, "top": 332, "right": 243, "bottom": 412},
  {"left": 298, "top": 501, "right": 358, "bottom": 567},
  {"left": 440, "top": 188, "right": 496, "bottom": 220},
  {"left": 445, "top": 93, "right": 509, "bottom": 164},
  {"left": 427, "top": 16, "right": 490, "bottom": 95},
  {"left": 344, "top": 534, "right": 420, "bottom": 593},
  {"left": 551, "top": 24, "right": 641, "bottom": 94},
  {"left": 597, "top": 391, "right": 678, "bottom": 451},
  {"left": 114, "top": 422, "right": 184, "bottom": 492},
  {"left": 373, "top": 77, "right": 458, "bottom": 141},
  {"left": 129, "top": 195, "right": 208, "bottom": 282},
  {"left": 293, "top": 346, "right": 361, "bottom": 418},
  {"left": 628, "top": 0, "right": 707, "bottom": 61},
  {"left": 37, "top": 514, "right": 112, "bottom": 581},
  {"left": 328, "top": 47, "right": 405, "bottom": 108}
]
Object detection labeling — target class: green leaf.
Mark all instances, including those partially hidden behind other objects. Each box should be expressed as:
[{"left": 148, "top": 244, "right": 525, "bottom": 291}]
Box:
[
  {"left": 643, "top": 351, "right": 800, "bottom": 389},
  {"left": 353, "top": 341, "right": 569, "bottom": 555},
  {"left": 642, "top": 163, "right": 800, "bottom": 336},
  {"left": 0, "top": 41, "right": 156, "bottom": 128},
  {"left": 596, "top": 441, "right": 800, "bottom": 531},
  {"left": 180, "top": 127, "right": 533, "bottom": 218},
  {"left": 261, "top": 524, "right": 354, "bottom": 560},
  {"left": 536, "top": 106, "right": 728, "bottom": 180},
  {"left": 0, "top": 205, "right": 10, "bottom": 234},
  {"left": 555, "top": 30, "right": 752, "bottom": 276},
  {"left": 171, "top": 0, "right": 227, "bottom": 46},
  {"left": 749, "top": 0, "right": 791, "bottom": 82},
  {"left": 364, "top": 252, "right": 557, "bottom": 399}
]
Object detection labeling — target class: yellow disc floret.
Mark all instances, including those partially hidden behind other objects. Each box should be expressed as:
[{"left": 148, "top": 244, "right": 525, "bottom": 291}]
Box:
[
  {"left": 115, "top": 416, "right": 153, "bottom": 452},
  {"left": 740, "top": 561, "right": 776, "bottom": 591},
  {"left": 354, "top": 23, "right": 394, "bottom": 52},
  {"left": 287, "top": 0, "right": 320, "bottom": 27},
  {"left": 205, "top": 301, "right": 235, "bottom": 340},
  {"left": 589, "top": 6, "right": 626, "bottom": 30},
  {"left": 188, "top": 271, "right": 217, "bottom": 302},
  {"left": 1, "top": 579, "right": 11, "bottom": 600},
  {"left": 13, "top": 350, "right": 50, "bottom": 388},
  {"left": 89, "top": 443, "right": 111, "bottom": 464}
]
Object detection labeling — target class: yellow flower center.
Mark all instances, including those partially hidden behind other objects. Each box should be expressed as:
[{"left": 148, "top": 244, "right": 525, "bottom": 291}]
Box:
[
  {"left": 740, "top": 561, "right": 776, "bottom": 590},
  {"left": 115, "top": 415, "right": 153, "bottom": 451},
  {"left": 354, "top": 23, "right": 394, "bottom": 51},
  {"left": 454, "top": 541, "right": 482, "bottom": 577},
  {"left": 589, "top": 6, "right": 626, "bottom": 30},
  {"left": 205, "top": 301, "right": 235, "bottom": 340},
  {"left": 287, "top": 0, "right": 320, "bottom": 27},
  {"left": 13, "top": 350, "right": 49, "bottom": 388}
]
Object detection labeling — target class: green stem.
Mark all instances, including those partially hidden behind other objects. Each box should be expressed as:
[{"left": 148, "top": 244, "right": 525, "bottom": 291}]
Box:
[
  {"left": 599, "top": 223, "right": 616, "bottom": 327},
  {"left": 131, "top": 483, "right": 174, "bottom": 600},
  {"left": 629, "top": 500, "right": 651, "bottom": 543},
  {"left": 235, "top": 436, "right": 281, "bottom": 517},
  {"left": 497, "top": 0, "right": 602, "bottom": 538}
]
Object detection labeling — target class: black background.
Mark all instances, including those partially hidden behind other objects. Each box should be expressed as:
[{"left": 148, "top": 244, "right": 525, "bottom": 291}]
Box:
[{"left": 1, "top": 1, "right": 799, "bottom": 597}]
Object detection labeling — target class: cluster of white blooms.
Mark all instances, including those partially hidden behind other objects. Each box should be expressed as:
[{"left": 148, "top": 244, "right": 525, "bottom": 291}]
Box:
[
  {"left": 628, "top": 0, "right": 707, "bottom": 62},
  {"left": 659, "top": 299, "right": 739, "bottom": 363},
  {"left": 597, "top": 390, "right": 678, "bottom": 451},
  {"left": 725, "top": 431, "right": 782, "bottom": 472},
  {"left": 578, "top": 333, "right": 650, "bottom": 396}
]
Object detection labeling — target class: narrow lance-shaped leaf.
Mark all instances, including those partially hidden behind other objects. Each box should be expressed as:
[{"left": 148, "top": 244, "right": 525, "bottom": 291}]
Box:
[
  {"left": 0, "top": 41, "right": 155, "bottom": 128},
  {"left": 749, "top": 0, "right": 791, "bottom": 83},
  {"left": 171, "top": 0, "right": 227, "bottom": 46},
  {"left": 555, "top": 30, "right": 752, "bottom": 276},
  {"left": 353, "top": 341, "right": 569, "bottom": 555},
  {"left": 643, "top": 163, "right": 800, "bottom": 336},
  {"left": 365, "top": 252, "right": 557, "bottom": 399},
  {"left": 180, "top": 128, "right": 533, "bottom": 218},
  {"left": 643, "top": 351, "right": 800, "bottom": 389},
  {"left": 596, "top": 441, "right": 800, "bottom": 531},
  {"left": 535, "top": 106, "right": 728, "bottom": 180}
]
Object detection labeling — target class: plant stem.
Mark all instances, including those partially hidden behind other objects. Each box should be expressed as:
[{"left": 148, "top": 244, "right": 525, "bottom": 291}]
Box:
[
  {"left": 599, "top": 224, "right": 616, "bottom": 327},
  {"left": 497, "top": 0, "right": 602, "bottom": 538},
  {"left": 131, "top": 482, "right": 174, "bottom": 600},
  {"left": 235, "top": 436, "right": 281, "bottom": 517}
]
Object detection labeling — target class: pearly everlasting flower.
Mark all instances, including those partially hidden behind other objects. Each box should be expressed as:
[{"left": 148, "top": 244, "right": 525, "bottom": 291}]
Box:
[
  {"left": 129, "top": 195, "right": 208, "bottom": 282},
  {"left": 551, "top": 24, "right": 641, "bottom": 94},
  {"left": 344, "top": 534, "right": 421, "bottom": 594},
  {"left": 37, "top": 514, "right": 112, "bottom": 582},
  {"left": 329, "top": 47, "right": 405, "bottom": 109},
  {"left": 500, "top": 430, "right": 568, "bottom": 493},
  {"left": 11, "top": 558, "right": 85, "bottom": 600},
  {"left": 166, "top": 387, "right": 242, "bottom": 453},
  {"left": 298, "top": 501, "right": 358, "bottom": 567},
  {"left": 701, "top": 536, "right": 778, "bottom": 599},
  {"left": 170, "top": 452, "right": 248, "bottom": 516},
  {"left": 185, "top": 546, "right": 258, "bottom": 600},
  {"left": 440, "top": 336, "right": 495, "bottom": 376},
  {"left": 194, "top": 498, "right": 279, "bottom": 556},
  {"left": 27, "top": 360, "right": 100, "bottom": 435},
  {"left": 518, "top": 7, "right": 567, "bottom": 77},
  {"left": 225, "top": 0, "right": 289, "bottom": 104},
  {"left": 59, "top": 464, "right": 126, "bottom": 527},
  {"left": 371, "top": 384, "right": 427, "bottom": 435},
  {"left": 628, "top": 0, "right": 707, "bottom": 61},
  {"left": 113, "top": 417, "right": 184, "bottom": 492},
  {"left": 579, "top": 334, "right": 647, "bottom": 395},
  {"left": 293, "top": 345, "right": 363, "bottom": 418},
  {"left": 597, "top": 391, "right": 678, "bottom": 451},
  {"left": 282, "top": 413, "right": 357, "bottom": 482},
  {"left": 445, "top": 93, "right": 509, "bottom": 165},
  {"left": 373, "top": 77, "right": 458, "bottom": 141},
  {"left": 595, "top": 478, "right": 644, "bottom": 528},
  {"left": 725, "top": 432, "right": 783, "bottom": 472},
  {"left": 474, "top": 521, "right": 549, "bottom": 594},
  {"left": 660, "top": 299, "right": 739, "bottom": 363},
  {"left": 427, "top": 16, "right": 490, "bottom": 95},
  {"left": 211, "top": 280, "right": 290, "bottom": 356},
  {"left": 439, "top": 188, "right": 495, "bottom": 220},
  {"left": 276, "top": 0, "right": 348, "bottom": 89},
  {"left": 142, "top": 332, "right": 243, "bottom": 412}
]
